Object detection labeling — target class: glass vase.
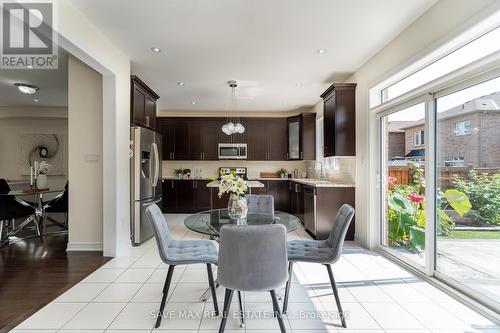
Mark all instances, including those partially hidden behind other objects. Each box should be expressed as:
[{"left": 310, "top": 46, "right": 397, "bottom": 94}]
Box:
[{"left": 227, "top": 193, "right": 248, "bottom": 222}]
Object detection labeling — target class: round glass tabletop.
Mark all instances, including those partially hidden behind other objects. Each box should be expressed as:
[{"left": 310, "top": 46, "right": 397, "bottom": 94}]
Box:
[{"left": 184, "top": 208, "right": 300, "bottom": 237}]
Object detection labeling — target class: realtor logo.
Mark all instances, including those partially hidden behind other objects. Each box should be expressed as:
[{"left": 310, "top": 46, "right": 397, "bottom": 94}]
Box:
[{"left": 1, "top": 1, "right": 58, "bottom": 69}]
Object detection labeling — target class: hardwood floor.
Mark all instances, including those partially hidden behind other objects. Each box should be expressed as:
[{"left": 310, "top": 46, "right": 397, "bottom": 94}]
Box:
[{"left": 0, "top": 231, "right": 110, "bottom": 332}]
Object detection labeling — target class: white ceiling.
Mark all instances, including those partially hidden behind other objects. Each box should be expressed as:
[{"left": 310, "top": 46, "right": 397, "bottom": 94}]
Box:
[
  {"left": 0, "top": 48, "right": 68, "bottom": 107},
  {"left": 71, "top": 0, "right": 437, "bottom": 112}
]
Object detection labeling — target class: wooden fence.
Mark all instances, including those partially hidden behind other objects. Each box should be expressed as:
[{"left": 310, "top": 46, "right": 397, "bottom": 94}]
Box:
[{"left": 388, "top": 166, "right": 499, "bottom": 188}]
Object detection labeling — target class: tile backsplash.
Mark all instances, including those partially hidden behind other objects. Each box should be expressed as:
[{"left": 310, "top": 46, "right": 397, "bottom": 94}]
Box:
[
  {"left": 306, "top": 156, "right": 356, "bottom": 185},
  {"left": 163, "top": 157, "right": 356, "bottom": 184},
  {"left": 162, "top": 160, "right": 307, "bottom": 179}
]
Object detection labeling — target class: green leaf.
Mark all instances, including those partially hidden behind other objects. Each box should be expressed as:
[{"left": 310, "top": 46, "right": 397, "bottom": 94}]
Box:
[
  {"left": 388, "top": 192, "right": 415, "bottom": 214},
  {"left": 444, "top": 189, "right": 472, "bottom": 217},
  {"left": 400, "top": 213, "right": 416, "bottom": 231},
  {"left": 410, "top": 226, "right": 425, "bottom": 250},
  {"left": 438, "top": 208, "right": 451, "bottom": 222}
]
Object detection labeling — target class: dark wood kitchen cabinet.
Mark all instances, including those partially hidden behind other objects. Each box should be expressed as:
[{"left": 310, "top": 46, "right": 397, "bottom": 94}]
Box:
[
  {"left": 188, "top": 120, "right": 203, "bottom": 160},
  {"left": 321, "top": 83, "right": 356, "bottom": 156},
  {"left": 266, "top": 180, "right": 290, "bottom": 212},
  {"left": 247, "top": 118, "right": 288, "bottom": 161},
  {"left": 267, "top": 118, "right": 288, "bottom": 160},
  {"left": 202, "top": 119, "right": 221, "bottom": 160},
  {"left": 287, "top": 113, "right": 316, "bottom": 160},
  {"left": 130, "top": 76, "right": 160, "bottom": 130},
  {"left": 247, "top": 118, "right": 268, "bottom": 160},
  {"left": 162, "top": 179, "right": 211, "bottom": 213},
  {"left": 159, "top": 118, "right": 175, "bottom": 160},
  {"left": 173, "top": 119, "right": 190, "bottom": 160}
]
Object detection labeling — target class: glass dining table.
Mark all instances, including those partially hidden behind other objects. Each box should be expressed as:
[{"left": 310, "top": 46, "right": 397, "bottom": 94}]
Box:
[
  {"left": 184, "top": 208, "right": 301, "bottom": 239},
  {"left": 184, "top": 208, "right": 300, "bottom": 328},
  {"left": 0, "top": 187, "right": 67, "bottom": 244}
]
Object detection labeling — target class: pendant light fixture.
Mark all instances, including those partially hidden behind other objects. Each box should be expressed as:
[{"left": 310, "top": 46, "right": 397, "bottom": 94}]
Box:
[{"left": 222, "top": 80, "right": 245, "bottom": 135}]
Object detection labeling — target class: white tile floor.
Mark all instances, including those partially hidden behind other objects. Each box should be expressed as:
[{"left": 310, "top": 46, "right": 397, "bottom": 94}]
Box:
[{"left": 12, "top": 214, "right": 500, "bottom": 333}]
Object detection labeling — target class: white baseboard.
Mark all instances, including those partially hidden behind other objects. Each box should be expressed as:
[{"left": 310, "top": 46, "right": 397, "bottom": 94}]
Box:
[{"left": 66, "top": 242, "right": 103, "bottom": 252}]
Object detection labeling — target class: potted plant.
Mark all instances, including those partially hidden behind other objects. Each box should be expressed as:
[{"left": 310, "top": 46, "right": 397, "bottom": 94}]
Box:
[
  {"left": 174, "top": 168, "right": 183, "bottom": 179},
  {"left": 218, "top": 171, "right": 249, "bottom": 221},
  {"left": 277, "top": 168, "right": 288, "bottom": 178}
]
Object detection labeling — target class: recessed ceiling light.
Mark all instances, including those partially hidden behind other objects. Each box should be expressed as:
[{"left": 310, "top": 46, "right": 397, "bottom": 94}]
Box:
[
  {"left": 177, "top": 82, "right": 184, "bottom": 86},
  {"left": 296, "top": 83, "right": 303, "bottom": 87},
  {"left": 27, "top": 65, "right": 33, "bottom": 69},
  {"left": 150, "top": 47, "right": 162, "bottom": 53},
  {"left": 33, "top": 99, "right": 39, "bottom": 102},
  {"left": 191, "top": 101, "right": 196, "bottom": 105},
  {"left": 317, "top": 49, "right": 326, "bottom": 54},
  {"left": 14, "top": 83, "right": 39, "bottom": 94}
]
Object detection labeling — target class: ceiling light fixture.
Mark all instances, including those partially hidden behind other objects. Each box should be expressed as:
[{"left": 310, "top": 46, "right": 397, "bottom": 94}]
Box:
[
  {"left": 191, "top": 101, "right": 196, "bottom": 105},
  {"left": 177, "top": 82, "right": 185, "bottom": 86},
  {"left": 14, "top": 83, "right": 39, "bottom": 94},
  {"left": 317, "top": 49, "right": 326, "bottom": 54},
  {"left": 150, "top": 47, "right": 162, "bottom": 53},
  {"left": 221, "top": 80, "right": 245, "bottom": 135},
  {"left": 33, "top": 99, "right": 39, "bottom": 102},
  {"left": 296, "top": 83, "right": 303, "bottom": 87}
]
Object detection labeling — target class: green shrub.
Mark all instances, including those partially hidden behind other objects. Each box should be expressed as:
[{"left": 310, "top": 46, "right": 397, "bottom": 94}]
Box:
[{"left": 452, "top": 171, "right": 500, "bottom": 225}]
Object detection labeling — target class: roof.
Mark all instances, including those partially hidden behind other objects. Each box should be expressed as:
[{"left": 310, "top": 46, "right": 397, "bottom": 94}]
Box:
[
  {"left": 405, "top": 149, "right": 425, "bottom": 158},
  {"left": 399, "top": 91, "right": 500, "bottom": 130}
]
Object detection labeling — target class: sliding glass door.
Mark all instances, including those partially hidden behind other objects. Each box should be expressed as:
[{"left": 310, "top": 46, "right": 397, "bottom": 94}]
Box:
[
  {"left": 380, "top": 102, "right": 426, "bottom": 268},
  {"left": 435, "top": 76, "right": 500, "bottom": 308},
  {"left": 378, "top": 73, "right": 500, "bottom": 312}
]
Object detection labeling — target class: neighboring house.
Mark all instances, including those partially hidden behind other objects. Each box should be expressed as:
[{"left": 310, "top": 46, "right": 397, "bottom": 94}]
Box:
[
  {"left": 399, "top": 92, "right": 500, "bottom": 168},
  {"left": 386, "top": 121, "right": 412, "bottom": 160}
]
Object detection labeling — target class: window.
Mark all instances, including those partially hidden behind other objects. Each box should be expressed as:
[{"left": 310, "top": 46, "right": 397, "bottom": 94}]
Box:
[
  {"left": 414, "top": 130, "right": 424, "bottom": 146},
  {"left": 455, "top": 120, "right": 472, "bottom": 135},
  {"left": 370, "top": 9, "right": 500, "bottom": 107}
]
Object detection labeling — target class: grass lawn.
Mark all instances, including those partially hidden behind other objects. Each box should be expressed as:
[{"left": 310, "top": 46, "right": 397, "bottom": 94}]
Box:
[{"left": 444, "top": 230, "right": 500, "bottom": 239}]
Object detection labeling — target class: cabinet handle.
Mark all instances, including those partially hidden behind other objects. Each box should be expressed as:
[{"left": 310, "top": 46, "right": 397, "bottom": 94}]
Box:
[
  {"left": 173, "top": 152, "right": 175, "bottom": 160},
  {"left": 286, "top": 152, "right": 289, "bottom": 160},
  {"left": 202, "top": 152, "right": 204, "bottom": 160},
  {"left": 171, "top": 180, "right": 174, "bottom": 189},
  {"left": 200, "top": 152, "right": 203, "bottom": 160},
  {"left": 193, "top": 181, "right": 195, "bottom": 189},
  {"left": 300, "top": 151, "right": 303, "bottom": 159}
]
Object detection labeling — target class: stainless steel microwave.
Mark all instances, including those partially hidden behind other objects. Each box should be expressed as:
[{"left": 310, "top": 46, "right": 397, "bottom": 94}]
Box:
[{"left": 218, "top": 143, "right": 247, "bottom": 160}]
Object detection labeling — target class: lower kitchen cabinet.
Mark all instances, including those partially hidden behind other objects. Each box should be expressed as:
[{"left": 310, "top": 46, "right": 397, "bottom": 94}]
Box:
[
  {"left": 302, "top": 186, "right": 355, "bottom": 241},
  {"left": 267, "top": 180, "right": 290, "bottom": 212},
  {"left": 162, "top": 179, "right": 211, "bottom": 213}
]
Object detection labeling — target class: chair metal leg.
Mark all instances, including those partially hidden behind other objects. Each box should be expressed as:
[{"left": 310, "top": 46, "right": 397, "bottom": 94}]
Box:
[
  {"left": 218, "top": 288, "right": 234, "bottom": 333},
  {"left": 282, "top": 261, "right": 293, "bottom": 314},
  {"left": 325, "top": 264, "right": 346, "bottom": 328},
  {"left": 206, "top": 263, "right": 219, "bottom": 316},
  {"left": 237, "top": 291, "right": 244, "bottom": 327},
  {"left": 155, "top": 265, "right": 175, "bottom": 328},
  {"left": 270, "top": 290, "right": 287, "bottom": 333}
]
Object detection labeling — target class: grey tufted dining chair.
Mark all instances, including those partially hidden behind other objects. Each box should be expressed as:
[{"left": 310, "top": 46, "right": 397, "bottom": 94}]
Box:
[
  {"left": 217, "top": 224, "right": 288, "bottom": 333},
  {"left": 246, "top": 194, "right": 274, "bottom": 216},
  {"left": 145, "top": 204, "right": 219, "bottom": 329},
  {"left": 282, "top": 204, "right": 355, "bottom": 328}
]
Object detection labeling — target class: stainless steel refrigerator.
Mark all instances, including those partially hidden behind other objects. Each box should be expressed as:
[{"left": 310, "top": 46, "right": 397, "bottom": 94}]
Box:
[{"left": 130, "top": 126, "right": 162, "bottom": 246}]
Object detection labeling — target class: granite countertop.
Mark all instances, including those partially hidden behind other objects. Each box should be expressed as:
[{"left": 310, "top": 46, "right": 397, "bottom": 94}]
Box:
[
  {"left": 206, "top": 180, "right": 264, "bottom": 188},
  {"left": 162, "top": 176, "right": 354, "bottom": 187}
]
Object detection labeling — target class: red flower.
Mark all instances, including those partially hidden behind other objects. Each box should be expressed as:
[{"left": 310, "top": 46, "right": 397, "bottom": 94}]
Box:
[
  {"left": 388, "top": 176, "right": 397, "bottom": 185},
  {"left": 408, "top": 193, "right": 424, "bottom": 203}
]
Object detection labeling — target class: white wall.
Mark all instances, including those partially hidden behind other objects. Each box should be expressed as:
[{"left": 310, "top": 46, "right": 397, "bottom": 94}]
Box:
[
  {"left": 0, "top": 109, "right": 68, "bottom": 189},
  {"left": 54, "top": 0, "right": 131, "bottom": 256},
  {"left": 346, "top": 0, "right": 495, "bottom": 248},
  {"left": 67, "top": 56, "right": 103, "bottom": 251}
]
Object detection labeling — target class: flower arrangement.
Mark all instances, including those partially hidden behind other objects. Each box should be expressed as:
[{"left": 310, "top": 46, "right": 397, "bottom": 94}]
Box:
[
  {"left": 218, "top": 171, "right": 248, "bottom": 198},
  {"left": 37, "top": 161, "right": 51, "bottom": 175}
]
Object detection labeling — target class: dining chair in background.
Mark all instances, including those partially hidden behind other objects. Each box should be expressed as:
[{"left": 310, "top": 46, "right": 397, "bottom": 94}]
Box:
[
  {"left": 43, "top": 181, "right": 69, "bottom": 230},
  {"left": 282, "top": 204, "right": 355, "bottom": 328},
  {"left": 0, "top": 179, "right": 36, "bottom": 244},
  {"left": 217, "top": 224, "right": 288, "bottom": 333},
  {"left": 145, "top": 203, "right": 219, "bottom": 329},
  {"left": 246, "top": 194, "right": 274, "bottom": 216}
]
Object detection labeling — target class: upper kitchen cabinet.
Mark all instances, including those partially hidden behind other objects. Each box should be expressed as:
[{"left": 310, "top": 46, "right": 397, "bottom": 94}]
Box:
[
  {"left": 321, "top": 83, "right": 356, "bottom": 156},
  {"left": 247, "top": 118, "right": 288, "bottom": 161},
  {"left": 202, "top": 119, "right": 221, "bottom": 160},
  {"left": 287, "top": 113, "right": 316, "bottom": 160},
  {"left": 130, "top": 75, "right": 160, "bottom": 130}
]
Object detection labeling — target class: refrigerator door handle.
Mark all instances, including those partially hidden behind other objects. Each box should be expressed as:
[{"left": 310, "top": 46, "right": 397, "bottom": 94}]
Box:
[
  {"left": 149, "top": 143, "right": 154, "bottom": 186},
  {"left": 152, "top": 142, "right": 160, "bottom": 187}
]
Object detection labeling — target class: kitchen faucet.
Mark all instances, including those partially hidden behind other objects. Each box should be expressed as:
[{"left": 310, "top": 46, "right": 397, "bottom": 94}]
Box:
[{"left": 314, "top": 161, "right": 325, "bottom": 180}]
